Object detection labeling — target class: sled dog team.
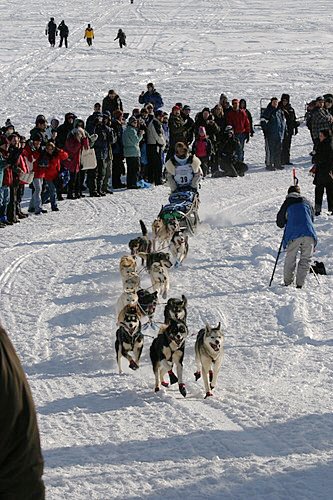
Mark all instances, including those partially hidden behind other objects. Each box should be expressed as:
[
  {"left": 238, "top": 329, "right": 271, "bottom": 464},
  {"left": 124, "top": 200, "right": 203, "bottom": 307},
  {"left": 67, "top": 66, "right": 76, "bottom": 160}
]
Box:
[{"left": 115, "top": 217, "right": 225, "bottom": 399}]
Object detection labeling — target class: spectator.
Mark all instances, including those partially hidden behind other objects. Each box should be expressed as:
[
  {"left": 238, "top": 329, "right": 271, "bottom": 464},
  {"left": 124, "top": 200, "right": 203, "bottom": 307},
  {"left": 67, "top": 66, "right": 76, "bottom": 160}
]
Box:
[
  {"left": 123, "top": 116, "right": 144, "bottom": 188},
  {"left": 138, "top": 82, "right": 164, "bottom": 110},
  {"left": 45, "top": 17, "right": 57, "bottom": 47},
  {"left": 58, "top": 20, "right": 69, "bottom": 48},
  {"left": 102, "top": 90, "right": 123, "bottom": 115},
  {"left": 310, "top": 96, "right": 333, "bottom": 146},
  {"left": 312, "top": 129, "right": 333, "bottom": 215},
  {"left": 146, "top": 109, "right": 166, "bottom": 185},
  {"left": 226, "top": 98, "right": 250, "bottom": 162},
  {"left": 261, "top": 97, "right": 286, "bottom": 170},
  {"left": 0, "top": 324, "right": 45, "bottom": 500},
  {"left": 192, "top": 126, "right": 212, "bottom": 176},
  {"left": 111, "top": 110, "right": 125, "bottom": 189},
  {"left": 42, "top": 141, "right": 68, "bottom": 211},
  {"left": 279, "top": 94, "right": 298, "bottom": 165}
]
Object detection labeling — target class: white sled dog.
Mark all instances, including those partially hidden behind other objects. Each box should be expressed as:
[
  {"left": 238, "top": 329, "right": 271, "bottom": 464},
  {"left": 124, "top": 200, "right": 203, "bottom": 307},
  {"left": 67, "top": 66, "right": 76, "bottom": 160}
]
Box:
[
  {"left": 116, "top": 289, "right": 138, "bottom": 322},
  {"left": 194, "top": 323, "right": 224, "bottom": 398},
  {"left": 152, "top": 217, "right": 180, "bottom": 251},
  {"left": 122, "top": 271, "right": 141, "bottom": 291},
  {"left": 149, "top": 262, "right": 170, "bottom": 299},
  {"left": 169, "top": 230, "right": 189, "bottom": 267}
]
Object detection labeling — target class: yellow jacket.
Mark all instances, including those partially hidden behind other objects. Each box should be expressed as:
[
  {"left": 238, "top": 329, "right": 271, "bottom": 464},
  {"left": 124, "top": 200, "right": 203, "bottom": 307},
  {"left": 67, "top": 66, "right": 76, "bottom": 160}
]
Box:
[{"left": 84, "top": 28, "right": 94, "bottom": 39}]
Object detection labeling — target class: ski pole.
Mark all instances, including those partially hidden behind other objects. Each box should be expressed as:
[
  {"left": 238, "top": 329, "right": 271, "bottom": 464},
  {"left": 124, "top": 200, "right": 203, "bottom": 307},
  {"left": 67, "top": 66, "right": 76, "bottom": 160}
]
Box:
[
  {"left": 269, "top": 229, "right": 286, "bottom": 287},
  {"left": 292, "top": 168, "right": 298, "bottom": 186}
]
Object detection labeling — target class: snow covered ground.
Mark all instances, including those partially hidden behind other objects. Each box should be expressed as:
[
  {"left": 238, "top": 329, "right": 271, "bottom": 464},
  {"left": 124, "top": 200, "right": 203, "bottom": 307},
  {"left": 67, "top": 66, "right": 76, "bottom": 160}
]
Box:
[{"left": 1, "top": 0, "right": 333, "bottom": 498}]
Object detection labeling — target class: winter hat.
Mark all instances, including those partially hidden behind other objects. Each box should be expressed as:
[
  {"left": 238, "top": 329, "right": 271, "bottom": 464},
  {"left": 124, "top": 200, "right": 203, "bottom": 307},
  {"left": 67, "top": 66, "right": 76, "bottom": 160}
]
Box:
[
  {"left": 183, "top": 105, "right": 191, "bottom": 111},
  {"left": 224, "top": 125, "right": 234, "bottom": 134},
  {"left": 172, "top": 105, "right": 181, "bottom": 113},
  {"left": 128, "top": 116, "right": 137, "bottom": 125},
  {"left": 281, "top": 93, "right": 290, "bottom": 102},
  {"left": 288, "top": 185, "right": 300, "bottom": 194},
  {"left": 316, "top": 96, "right": 324, "bottom": 102},
  {"left": 198, "top": 126, "right": 206, "bottom": 136},
  {"left": 175, "top": 102, "right": 183, "bottom": 109},
  {"left": 147, "top": 82, "right": 154, "bottom": 89},
  {"left": 103, "top": 111, "right": 111, "bottom": 118},
  {"left": 202, "top": 107, "right": 210, "bottom": 113},
  {"left": 155, "top": 110, "right": 164, "bottom": 117},
  {"left": 324, "top": 96, "right": 333, "bottom": 103}
]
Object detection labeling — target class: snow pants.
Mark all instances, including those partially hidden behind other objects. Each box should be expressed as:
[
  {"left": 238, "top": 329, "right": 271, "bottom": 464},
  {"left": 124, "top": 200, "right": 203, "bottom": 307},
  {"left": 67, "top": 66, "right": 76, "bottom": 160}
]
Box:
[
  {"left": 284, "top": 236, "right": 315, "bottom": 287},
  {"left": 267, "top": 136, "right": 283, "bottom": 169}
]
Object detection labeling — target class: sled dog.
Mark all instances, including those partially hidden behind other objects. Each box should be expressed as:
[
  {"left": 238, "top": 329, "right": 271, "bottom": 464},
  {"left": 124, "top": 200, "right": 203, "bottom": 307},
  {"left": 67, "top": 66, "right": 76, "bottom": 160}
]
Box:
[
  {"left": 122, "top": 271, "right": 141, "bottom": 291},
  {"left": 129, "top": 220, "right": 152, "bottom": 264},
  {"left": 152, "top": 217, "right": 180, "bottom": 251},
  {"left": 169, "top": 230, "right": 189, "bottom": 267},
  {"left": 116, "top": 289, "right": 138, "bottom": 321},
  {"left": 150, "top": 320, "right": 188, "bottom": 396},
  {"left": 115, "top": 306, "right": 143, "bottom": 373},
  {"left": 194, "top": 323, "right": 224, "bottom": 398},
  {"left": 164, "top": 295, "right": 187, "bottom": 325},
  {"left": 119, "top": 255, "right": 137, "bottom": 280},
  {"left": 149, "top": 262, "right": 170, "bottom": 299}
]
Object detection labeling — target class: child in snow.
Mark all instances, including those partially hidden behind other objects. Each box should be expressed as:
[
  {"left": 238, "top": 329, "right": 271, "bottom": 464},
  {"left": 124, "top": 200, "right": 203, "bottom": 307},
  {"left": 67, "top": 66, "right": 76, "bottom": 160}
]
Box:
[
  {"left": 192, "top": 126, "right": 212, "bottom": 177},
  {"left": 114, "top": 29, "right": 126, "bottom": 48}
]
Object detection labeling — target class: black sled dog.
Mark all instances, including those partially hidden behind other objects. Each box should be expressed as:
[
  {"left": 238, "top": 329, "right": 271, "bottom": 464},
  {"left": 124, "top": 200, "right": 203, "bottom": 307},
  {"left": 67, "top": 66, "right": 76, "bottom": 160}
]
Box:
[
  {"left": 115, "top": 307, "right": 143, "bottom": 373},
  {"left": 150, "top": 320, "right": 188, "bottom": 397}
]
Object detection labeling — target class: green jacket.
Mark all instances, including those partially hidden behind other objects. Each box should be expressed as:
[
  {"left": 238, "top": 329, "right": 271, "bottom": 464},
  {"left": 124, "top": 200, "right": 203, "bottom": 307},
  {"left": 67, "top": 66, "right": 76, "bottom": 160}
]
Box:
[{"left": 122, "top": 125, "right": 141, "bottom": 158}]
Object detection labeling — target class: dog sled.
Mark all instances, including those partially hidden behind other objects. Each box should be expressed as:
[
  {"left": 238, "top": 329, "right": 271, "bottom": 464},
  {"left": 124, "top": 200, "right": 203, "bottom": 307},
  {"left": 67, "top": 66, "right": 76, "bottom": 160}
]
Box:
[{"left": 158, "top": 189, "right": 200, "bottom": 236}]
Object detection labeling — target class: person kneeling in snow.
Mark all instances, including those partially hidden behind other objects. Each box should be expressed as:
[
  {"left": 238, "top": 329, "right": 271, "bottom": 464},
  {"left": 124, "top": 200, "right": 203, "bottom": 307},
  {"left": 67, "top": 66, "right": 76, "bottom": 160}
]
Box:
[
  {"left": 165, "top": 141, "right": 202, "bottom": 193},
  {"left": 276, "top": 185, "right": 317, "bottom": 289}
]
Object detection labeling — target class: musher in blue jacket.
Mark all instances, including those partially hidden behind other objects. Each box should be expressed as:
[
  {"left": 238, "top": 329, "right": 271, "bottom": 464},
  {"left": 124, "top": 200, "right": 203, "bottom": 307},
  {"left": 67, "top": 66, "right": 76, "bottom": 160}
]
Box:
[{"left": 276, "top": 185, "right": 317, "bottom": 288}]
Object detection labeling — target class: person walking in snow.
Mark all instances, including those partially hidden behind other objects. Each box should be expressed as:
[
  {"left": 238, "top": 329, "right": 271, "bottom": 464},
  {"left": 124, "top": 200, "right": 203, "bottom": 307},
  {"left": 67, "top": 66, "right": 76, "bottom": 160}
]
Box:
[
  {"left": 45, "top": 17, "right": 57, "bottom": 47},
  {"left": 58, "top": 20, "right": 69, "bottom": 48},
  {"left": 276, "top": 185, "right": 317, "bottom": 289},
  {"left": 114, "top": 29, "right": 126, "bottom": 48},
  {"left": 84, "top": 24, "right": 94, "bottom": 46}
]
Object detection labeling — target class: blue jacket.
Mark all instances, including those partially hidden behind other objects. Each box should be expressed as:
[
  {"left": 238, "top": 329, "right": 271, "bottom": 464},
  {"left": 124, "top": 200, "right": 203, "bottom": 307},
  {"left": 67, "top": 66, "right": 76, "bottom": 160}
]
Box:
[
  {"left": 261, "top": 104, "right": 286, "bottom": 141},
  {"left": 276, "top": 193, "right": 317, "bottom": 248},
  {"left": 138, "top": 89, "right": 164, "bottom": 110}
]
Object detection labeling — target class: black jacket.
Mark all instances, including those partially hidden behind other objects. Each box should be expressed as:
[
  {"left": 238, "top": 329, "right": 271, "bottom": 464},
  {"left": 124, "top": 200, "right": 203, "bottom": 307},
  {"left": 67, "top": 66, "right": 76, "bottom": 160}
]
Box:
[
  {"left": 58, "top": 22, "right": 69, "bottom": 37},
  {"left": 0, "top": 326, "right": 45, "bottom": 499},
  {"left": 313, "top": 137, "right": 333, "bottom": 186}
]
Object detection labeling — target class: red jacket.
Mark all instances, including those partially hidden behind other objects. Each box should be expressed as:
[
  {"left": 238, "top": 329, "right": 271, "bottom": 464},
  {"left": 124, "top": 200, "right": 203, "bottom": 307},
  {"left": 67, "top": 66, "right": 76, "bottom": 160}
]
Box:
[
  {"left": 18, "top": 154, "right": 30, "bottom": 185},
  {"left": 226, "top": 109, "right": 250, "bottom": 134},
  {"left": 64, "top": 131, "right": 89, "bottom": 173},
  {"left": 22, "top": 145, "right": 43, "bottom": 178},
  {"left": 44, "top": 149, "right": 68, "bottom": 181}
]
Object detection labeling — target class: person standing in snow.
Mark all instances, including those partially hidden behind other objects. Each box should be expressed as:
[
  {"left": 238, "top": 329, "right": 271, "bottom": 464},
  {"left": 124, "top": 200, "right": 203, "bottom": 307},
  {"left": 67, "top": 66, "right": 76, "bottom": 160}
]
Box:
[
  {"left": 58, "top": 20, "right": 69, "bottom": 48},
  {"left": 114, "top": 29, "right": 126, "bottom": 48},
  {"left": 226, "top": 98, "right": 250, "bottom": 162},
  {"left": 84, "top": 24, "right": 94, "bottom": 46},
  {"left": 276, "top": 185, "right": 317, "bottom": 288},
  {"left": 311, "top": 129, "right": 333, "bottom": 216},
  {"left": 261, "top": 97, "right": 286, "bottom": 170},
  {"left": 102, "top": 89, "right": 123, "bottom": 115},
  {"left": 278, "top": 94, "right": 298, "bottom": 166},
  {"left": 45, "top": 17, "right": 57, "bottom": 47},
  {"left": 0, "top": 324, "right": 45, "bottom": 500},
  {"left": 138, "top": 83, "right": 164, "bottom": 111}
]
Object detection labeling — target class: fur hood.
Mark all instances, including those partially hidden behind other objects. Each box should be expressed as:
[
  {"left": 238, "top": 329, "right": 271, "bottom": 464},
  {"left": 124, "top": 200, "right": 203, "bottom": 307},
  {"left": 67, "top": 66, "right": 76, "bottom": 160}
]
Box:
[{"left": 165, "top": 155, "right": 201, "bottom": 175}]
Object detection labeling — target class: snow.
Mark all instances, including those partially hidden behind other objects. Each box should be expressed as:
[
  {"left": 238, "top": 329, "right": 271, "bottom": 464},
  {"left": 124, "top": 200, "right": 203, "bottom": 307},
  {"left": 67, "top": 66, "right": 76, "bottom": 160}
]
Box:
[{"left": 1, "top": 0, "right": 333, "bottom": 498}]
